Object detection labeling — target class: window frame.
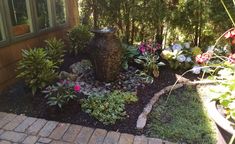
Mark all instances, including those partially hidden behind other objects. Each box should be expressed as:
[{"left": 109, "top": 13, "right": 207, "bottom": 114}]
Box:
[{"left": 0, "top": 0, "right": 69, "bottom": 48}]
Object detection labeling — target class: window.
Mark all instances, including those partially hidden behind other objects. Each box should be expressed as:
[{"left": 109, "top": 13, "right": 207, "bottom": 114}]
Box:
[
  {"left": 8, "top": 0, "right": 33, "bottom": 36},
  {"left": 55, "top": 0, "right": 67, "bottom": 25},
  {"left": 0, "top": 0, "right": 68, "bottom": 46},
  {"left": 0, "top": 12, "right": 5, "bottom": 41},
  {"left": 36, "top": 0, "right": 52, "bottom": 30}
]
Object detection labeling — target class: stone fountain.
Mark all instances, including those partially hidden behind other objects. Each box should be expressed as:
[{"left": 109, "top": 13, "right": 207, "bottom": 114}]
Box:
[{"left": 88, "top": 27, "right": 123, "bottom": 82}]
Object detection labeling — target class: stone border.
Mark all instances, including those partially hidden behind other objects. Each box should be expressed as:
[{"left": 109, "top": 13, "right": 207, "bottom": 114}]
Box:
[
  {"left": 136, "top": 74, "right": 217, "bottom": 129},
  {"left": 0, "top": 112, "right": 175, "bottom": 144},
  {"left": 136, "top": 83, "right": 184, "bottom": 129}
]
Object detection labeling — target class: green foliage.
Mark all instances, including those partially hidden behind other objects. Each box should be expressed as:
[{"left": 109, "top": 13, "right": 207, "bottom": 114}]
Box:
[
  {"left": 146, "top": 86, "right": 216, "bottom": 143},
  {"left": 68, "top": 25, "right": 92, "bottom": 55},
  {"left": 45, "top": 38, "right": 65, "bottom": 66},
  {"left": 43, "top": 80, "right": 79, "bottom": 108},
  {"left": 135, "top": 53, "right": 164, "bottom": 78},
  {"left": 210, "top": 66, "right": 235, "bottom": 121},
  {"left": 122, "top": 44, "right": 139, "bottom": 70},
  {"left": 81, "top": 91, "right": 138, "bottom": 125},
  {"left": 17, "top": 48, "right": 58, "bottom": 95},
  {"left": 161, "top": 43, "right": 194, "bottom": 70}
]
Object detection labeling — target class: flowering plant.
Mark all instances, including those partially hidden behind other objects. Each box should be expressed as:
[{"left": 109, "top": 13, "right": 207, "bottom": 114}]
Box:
[
  {"left": 138, "top": 41, "right": 161, "bottom": 55},
  {"left": 43, "top": 80, "right": 81, "bottom": 108},
  {"left": 161, "top": 42, "right": 195, "bottom": 70}
]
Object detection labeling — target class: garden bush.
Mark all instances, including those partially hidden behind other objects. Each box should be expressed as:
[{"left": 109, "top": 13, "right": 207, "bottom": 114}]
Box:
[
  {"left": 81, "top": 91, "right": 138, "bottom": 125},
  {"left": 17, "top": 48, "right": 58, "bottom": 95},
  {"left": 122, "top": 44, "right": 139, "bottom": 70},
  {"left": 161, "top": 42, "right": 194, "bottom": 70},
  {"left": 68, "top": 25, "right": 92, "bottom": 55},
  {"left": 45, "top": 38, "right": 65, "bottom": 66},
  {"left": 43, "top": 80, "right": 80, "bottom": 108}
]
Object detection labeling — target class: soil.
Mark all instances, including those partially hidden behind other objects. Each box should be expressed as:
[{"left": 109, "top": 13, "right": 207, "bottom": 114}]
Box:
[{"left": 0, "top": 53, "right": 199, "bottom": 135}]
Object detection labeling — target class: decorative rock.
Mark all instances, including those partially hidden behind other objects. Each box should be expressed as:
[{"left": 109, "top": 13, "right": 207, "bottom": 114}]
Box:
[
  {"left": 59, "top": 71, "right": 77, "bottom": 81},
  {"left": 136, "top": 113, "right": 147, "bottom": 130},
  {"left": 70, "top": 60, "right": 92, "bottom": 75}
]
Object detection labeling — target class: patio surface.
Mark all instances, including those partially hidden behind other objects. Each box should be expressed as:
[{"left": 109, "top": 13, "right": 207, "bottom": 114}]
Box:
[{"left": 0, "top": 112, "right": 173, "bottom": 144}]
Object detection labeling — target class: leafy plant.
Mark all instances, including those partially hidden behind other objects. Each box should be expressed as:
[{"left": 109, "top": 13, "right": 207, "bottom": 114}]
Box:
[
  {"left": 135, "top": 53, "right": 164, "bottom": 78},
  {"left": 45, "top": 37, "right": 65, "bottom": 66},
  {"left": 81, "top": 91, "right": 138, "bottom": 125},
  {"left": 210, "top": 66, "right": 235, "bottom": 121},
  {"left": 68, "top": 25, "right": 92, "bottom": 55},
  {"left": 122, "top": 44, "right": 139, "bottom": 70},
  {"left": 17, "top": 48, "right": 58, "bottom": 95},
  {"left": 161, "top": 43, "right": 194, "bottom": 70},
  {"left": 43, "top": 80, "right": 80, "bottom": 108}
]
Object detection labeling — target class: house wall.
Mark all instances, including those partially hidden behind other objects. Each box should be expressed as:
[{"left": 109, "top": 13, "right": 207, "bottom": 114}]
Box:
[{"left": 0, "top": 0, "right": 79, "bottom": 91}]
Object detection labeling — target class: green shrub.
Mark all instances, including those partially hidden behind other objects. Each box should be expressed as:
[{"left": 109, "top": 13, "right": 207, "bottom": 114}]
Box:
[
  {"left": 68, "top": 25, "right": 92, "bottom": 55},
  {"left": 122, "top": 44, "right": 139, "bottom": 70},
  {"left": 45, "top": 38, "right": 65, "bottom": 66},
  {"left": 43, "top": 80, "right": 80, "bottom": 108},
  {"left": 81, "top": 91, "right": 138, "bottom": 125},
  {"left": 17, "top": 48, "right": 58, "bottom": 95}
]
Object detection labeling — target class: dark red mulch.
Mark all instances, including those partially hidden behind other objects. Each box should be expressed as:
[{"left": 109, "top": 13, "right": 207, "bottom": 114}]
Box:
[{"left": 0, "top": 54, "right": 198, "bottom": 135}]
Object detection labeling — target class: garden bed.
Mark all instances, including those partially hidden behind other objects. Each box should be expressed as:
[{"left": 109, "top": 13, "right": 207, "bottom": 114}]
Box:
[{"left": 0, "top": 54, "right": 198, "bottom": 135}]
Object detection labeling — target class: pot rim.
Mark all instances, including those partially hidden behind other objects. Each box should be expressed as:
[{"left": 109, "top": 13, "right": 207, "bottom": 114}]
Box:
[
  {"left": 91, "top": 27, "right": 116, "bottom": 34},
  {"left": 207, "top": 100, "right": 235, "bottom": 134}
]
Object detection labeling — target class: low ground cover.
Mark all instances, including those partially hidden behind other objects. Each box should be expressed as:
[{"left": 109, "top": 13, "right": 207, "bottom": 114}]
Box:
[{"left": 145, "top": 86, "right": 217, "bottom": 143}]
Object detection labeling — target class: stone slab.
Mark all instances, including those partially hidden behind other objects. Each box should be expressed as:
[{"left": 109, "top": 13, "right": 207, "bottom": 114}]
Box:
[
  {"left": 22, "top": 135, "right": 39, "bottom": 144},
  {"left": 0, "top": 131, "right": 27, "bottom": 143},
  {"left": 15, "top": 117, "right": 37, "bottom": 132},
  {"left": 62, "top": 124, "right": 82, "bottom": 142},
  {"left": 118, "top": 133, "right": 134, "bottom": 144},
  {"left": 0, "top": 114, "right": 17, "bottom": 128},
  {"left": 88, "top": 128, "right": 107, "bottom": 144},
  {"left": 27, "top": 119, "right": 47, "bottom": 135},
  {"left": 133, "top": 135, "right": 148, "bottom": 144},
  {"left": 37, "top": 137, "right": 52, "bottom": 144},
  {"left": 148, "top": 138, "right": 162, "bottom": 144},
  {"left": 103, "top": 131, "right": 120, "bottom": 144},
  {"left": 75, "top": 127, "right": 94, "bottom": 144},
  {"left": 49, "top": 123, "right": 70, "bottom": 140},
  {"left": 38, "top": 121, "right": 58, "bottom": 137},
  {"left": 3, "top": 115, "right": 27, "bottom": 131}
]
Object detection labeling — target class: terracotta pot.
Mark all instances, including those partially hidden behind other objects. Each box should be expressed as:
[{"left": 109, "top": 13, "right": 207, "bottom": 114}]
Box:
[
  {"left": 12, "top": 24, "right": 30, "bottom": 36},
  {"left": 88, "top": 28, "right": 122, "bottom": 82},
  {"left": 207, "top": 100, "right": 235, "bottom": 134}
]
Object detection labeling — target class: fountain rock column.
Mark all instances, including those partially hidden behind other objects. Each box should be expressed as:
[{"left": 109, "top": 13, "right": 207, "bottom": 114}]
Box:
[{"left": 88, "top": 28, "right": 123, "bottom": 82}]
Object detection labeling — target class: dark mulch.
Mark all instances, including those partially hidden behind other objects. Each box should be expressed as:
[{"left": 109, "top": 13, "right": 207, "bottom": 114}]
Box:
[{"left": 0, "top": 54, "right": 198, "bottom": 135}]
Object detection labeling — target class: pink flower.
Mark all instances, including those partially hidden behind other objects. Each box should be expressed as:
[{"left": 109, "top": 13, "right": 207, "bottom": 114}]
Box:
[
  {"left": 196, "top": 52, "right": 211, "bottom": 64},
  {"left": 74, "top": 84, "right": 81, "bottom": 92},
  {"left": 228, "top": 53, "right": 235, "bottom": 64}
]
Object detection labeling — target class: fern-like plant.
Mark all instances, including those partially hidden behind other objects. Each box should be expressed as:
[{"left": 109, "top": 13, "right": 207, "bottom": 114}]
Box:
[
  {"left": 45, "top": 37, "right": 65, "bottom": 66},
  {"left": 17, "top": 48, "right": 58, "bottom": 95}
]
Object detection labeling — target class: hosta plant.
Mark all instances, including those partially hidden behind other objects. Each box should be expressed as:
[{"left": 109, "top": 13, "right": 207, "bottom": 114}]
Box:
[
  {"left": 43, "top": 80, "right": 81, "bottom": 108},
  {"left": 81, "top": 91, "right": 138, "bottom": 125},
  {"left": 122, "top": 44, "right": 139, "bottom": 70},
  {"left": 17, "top": 48, "right": 58, "bottom": 95},
  {"left": 135, "top": 53, "right": 165, "bottom": 83},
  {"left": 45, "top": 37, "right": 65, "bottom": 66}
]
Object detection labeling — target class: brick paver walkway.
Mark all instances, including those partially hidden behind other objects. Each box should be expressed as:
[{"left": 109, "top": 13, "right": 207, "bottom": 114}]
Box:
[{"left": 0, "top": 112, "right": 173, "bottom": 144}]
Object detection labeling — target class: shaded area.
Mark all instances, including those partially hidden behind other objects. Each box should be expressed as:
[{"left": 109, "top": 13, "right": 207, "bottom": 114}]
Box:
[{"left": 145, "top": 86, "right": 217, "bottom": 143}]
